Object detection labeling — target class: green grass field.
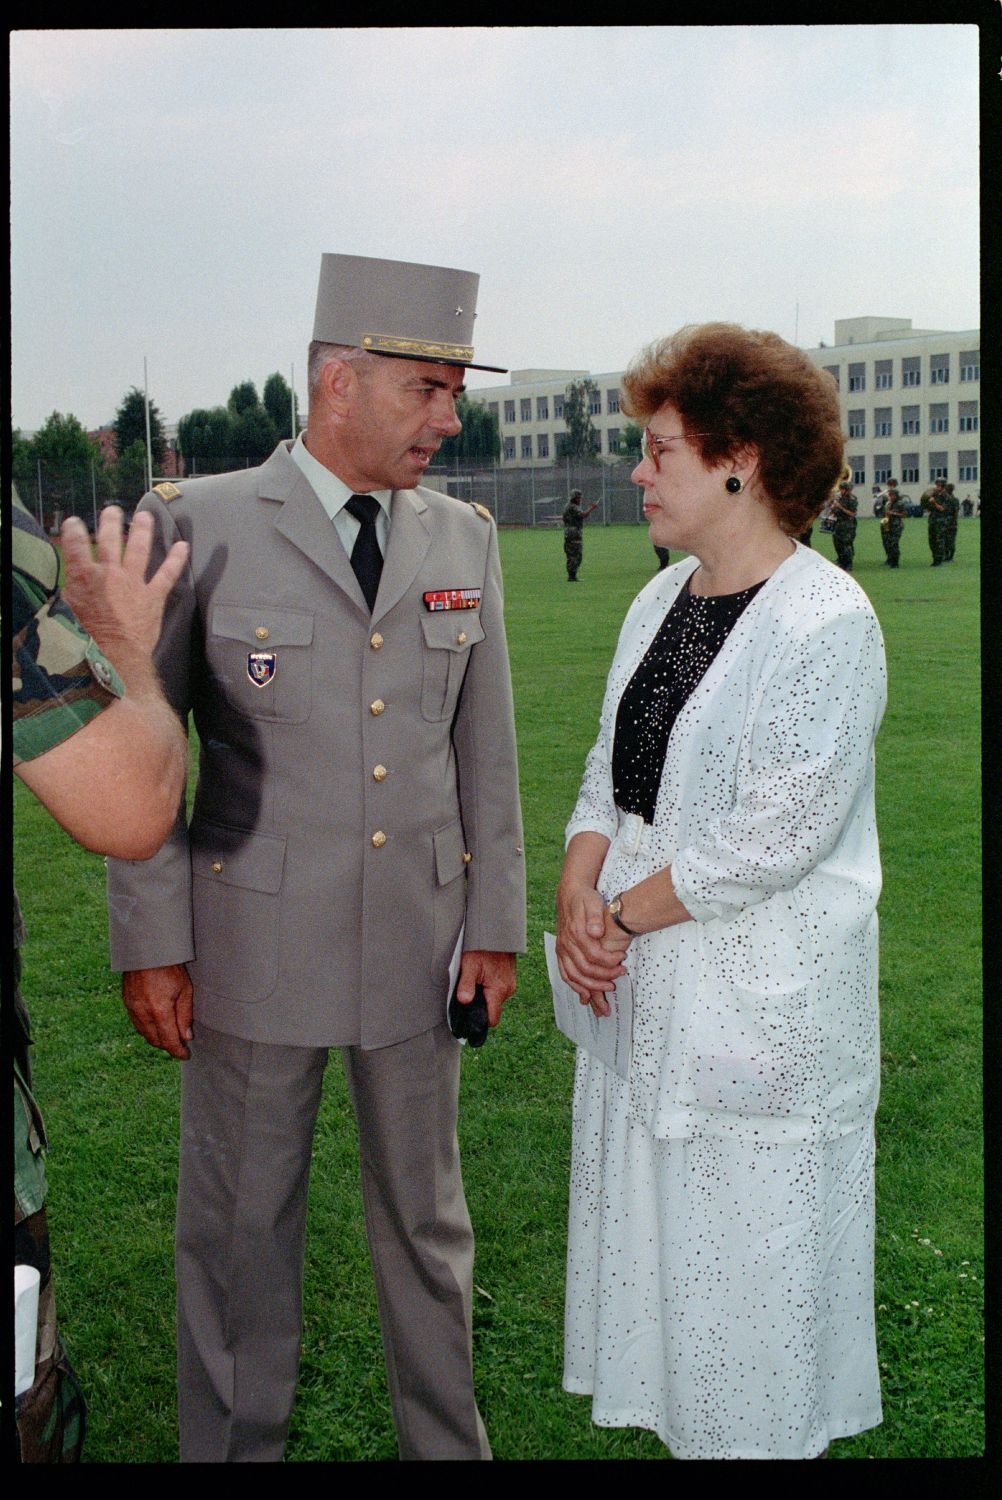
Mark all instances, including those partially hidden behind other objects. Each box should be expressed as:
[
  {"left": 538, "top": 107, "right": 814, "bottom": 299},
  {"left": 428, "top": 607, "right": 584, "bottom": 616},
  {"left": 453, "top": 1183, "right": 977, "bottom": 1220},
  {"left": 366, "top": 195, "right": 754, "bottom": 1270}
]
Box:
[{"left": 13, "top": 517, "right": 982, "bottom": 1460}]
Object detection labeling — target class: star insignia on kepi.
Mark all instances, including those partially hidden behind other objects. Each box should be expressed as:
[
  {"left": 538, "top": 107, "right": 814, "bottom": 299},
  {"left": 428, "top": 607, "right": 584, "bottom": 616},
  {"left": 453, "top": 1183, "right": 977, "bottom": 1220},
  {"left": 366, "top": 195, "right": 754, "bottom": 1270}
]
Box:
[{"left": 455, "top": 306, "right": 463, "bottom": 316}]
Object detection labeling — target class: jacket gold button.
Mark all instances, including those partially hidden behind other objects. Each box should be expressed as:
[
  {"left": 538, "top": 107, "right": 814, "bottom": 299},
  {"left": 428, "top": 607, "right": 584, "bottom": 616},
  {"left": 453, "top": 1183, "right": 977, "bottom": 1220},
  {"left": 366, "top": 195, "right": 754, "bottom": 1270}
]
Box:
[
  {"left": 462, "top": 851, "right": 473, "bottom": 864},
  {"left": 255, "top": 627, "right": 269, "bottom": 640},
  {"left": 211, "top": 860, "right": 223, "bottom": 873},
  {"left": 373, "top": 765, "right": 387, "bottom": 781},
  {"left": 371, "top": 831, "right": 387, "bottom": 848},
  {"left": 370, "top": 699, "right": 385, "bottom": 715},
  {"left": 370, "top": 632, "right": 383, "bottom": 649},
  {"left": 457, "top": 631, "right": 467, "bottom": 645}
]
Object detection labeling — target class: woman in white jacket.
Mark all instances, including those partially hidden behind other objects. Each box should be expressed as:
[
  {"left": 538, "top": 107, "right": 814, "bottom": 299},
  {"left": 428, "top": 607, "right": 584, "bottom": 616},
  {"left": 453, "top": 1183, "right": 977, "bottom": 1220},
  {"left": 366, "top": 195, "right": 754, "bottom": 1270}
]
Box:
[{"left": 556, "top": 324, "right": 886, "bottom": 1460}]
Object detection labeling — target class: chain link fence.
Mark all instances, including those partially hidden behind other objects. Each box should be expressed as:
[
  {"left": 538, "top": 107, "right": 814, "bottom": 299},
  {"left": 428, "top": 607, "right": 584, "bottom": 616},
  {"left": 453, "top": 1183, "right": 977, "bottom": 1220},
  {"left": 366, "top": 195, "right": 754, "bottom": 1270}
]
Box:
[{"left": 424, "top": 458, "right": 647, "bottom": 527}]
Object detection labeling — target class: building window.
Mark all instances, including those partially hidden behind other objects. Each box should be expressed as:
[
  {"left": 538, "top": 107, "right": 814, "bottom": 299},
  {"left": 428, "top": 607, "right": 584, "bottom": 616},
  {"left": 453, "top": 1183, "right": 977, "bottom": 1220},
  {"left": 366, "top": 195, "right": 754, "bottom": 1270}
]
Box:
[
  {"left": 959, "top": 401, "right": 979, "bottom": 432},
  {"left": 874, "top": 360, "right": 892, "bottom": 389},
  {"left": 874, "top": 458, "right": 892, "bottom": 484},
  {"left": 520, "top": 398, "right": 532, "bottom": 423},
  {"left": 504, "top": 400, "right": 515, "bottom": 424},
  {"left": 848, "top": 362, "right": 865, "bottom": 392},
  {"left": 902, "top": 357, "right": 920, "bottom": 387},
  {"left": 929, "top": 354, "right": 949, "bottom": 384},
  {"left": 536, "top": 396, "right": 549, "bottom": 421},
  {"left": 929, "top": 403, "right": 949, "bottom": 434},
  {"left": 929, "top": 452, "right": 948, "bottom": 482},
  {"left": 823, "top": 364, "right": 840, "bottom": 390},
  {"left": 901, "top": 405, "right": 920, "bottom": 436},
  {"left": 554, "top": 395, "right": 564, "bottom": 419},
  {"left": 587, "top": 392, "right": 602, "bottom": 415},
  {"left": 849, "top": 456, "right": 866, "bottom": 486},
  {"left": 958, "top": 463, "right": 978, "bottom": 482},
  {"left": 900, "top": 454, "right": 919, "bottom": 484},
  {"left": 959, "top": 351, "right": 980, "bottom": 381},
  {"left": 607, "top": 427, "right": 619, "bottom": 453},
  {"left": 848, "top": 409, "right": 865, "bottom": 439},
  {"left": 503, "top": 436, "right": 515, "bottom": 460},
  {"left": 488, "top": 402, "right": 499, "bottom": 417},
  {"left": 874, "top": 408, "right": 892, "bottom": 437},
  {"left": 537, "top": 433, "right": 549, "bottom": 459},
  {"left": 606, "top": 390, "right": 620, "bottom": 414}
]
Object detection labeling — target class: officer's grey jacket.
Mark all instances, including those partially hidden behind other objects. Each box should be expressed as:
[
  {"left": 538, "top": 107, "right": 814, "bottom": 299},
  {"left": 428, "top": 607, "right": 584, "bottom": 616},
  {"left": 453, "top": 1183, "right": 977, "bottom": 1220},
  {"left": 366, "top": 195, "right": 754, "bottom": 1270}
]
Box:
[{"left": 107, "top": 442, "right": 526, "bottom": 1049}]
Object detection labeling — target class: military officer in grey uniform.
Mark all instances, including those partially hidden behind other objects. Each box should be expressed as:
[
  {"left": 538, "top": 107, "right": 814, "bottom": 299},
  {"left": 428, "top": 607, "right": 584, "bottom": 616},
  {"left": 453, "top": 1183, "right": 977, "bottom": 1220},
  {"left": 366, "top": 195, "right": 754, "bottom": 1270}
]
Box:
[{"left": 106, "top": 255, "right": 527, "bottom": 1462}]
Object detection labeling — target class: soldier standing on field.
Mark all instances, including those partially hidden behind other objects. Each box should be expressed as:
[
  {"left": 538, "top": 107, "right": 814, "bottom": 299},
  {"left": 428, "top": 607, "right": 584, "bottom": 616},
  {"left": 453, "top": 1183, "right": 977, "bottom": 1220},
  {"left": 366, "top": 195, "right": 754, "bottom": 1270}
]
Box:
[
  {"left": 562, "top": 488, "right": 599, "bottom": 581},
  {"left": 830, "top": 479, "right": 858, "bottom": 572},
  {"left": 878, "top": 478, "right": 907, "bottom": 568},
  {"left": 920, "top": 476, "right": 949, "bottom": 566},
  {"left": 943, "top": 483, "right": 960, "bottom": 561}
]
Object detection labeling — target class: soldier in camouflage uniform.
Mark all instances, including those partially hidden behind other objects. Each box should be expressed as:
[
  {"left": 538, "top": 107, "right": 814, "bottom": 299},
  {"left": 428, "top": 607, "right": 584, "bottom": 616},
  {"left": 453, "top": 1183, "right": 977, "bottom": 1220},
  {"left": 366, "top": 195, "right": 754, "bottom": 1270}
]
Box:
[
  {"left": 12, "top": 496, "right": 188, "bottom": 1462},
  {"left": 943, "top": 483, "right": 960, "bottom": 561},
  {"left": 830, "top": 480, "right": 858, "bottom": 572},
  {"left": 879, "top": 479, "right": 908, "bottom": 568},
  {"left": 920, "top": 477, "right": 949, "bottom": 566},
  {"left": 562, "top": 488, "right": 599, "bottom": 580}
]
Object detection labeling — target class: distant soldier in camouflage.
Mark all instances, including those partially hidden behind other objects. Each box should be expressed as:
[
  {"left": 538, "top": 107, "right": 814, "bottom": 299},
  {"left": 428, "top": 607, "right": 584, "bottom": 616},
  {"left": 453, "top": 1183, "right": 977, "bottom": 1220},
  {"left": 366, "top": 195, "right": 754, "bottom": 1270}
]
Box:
[
  {"left": 920, "top": 477, "right": 950, "bottom": 566},
  {"left": 943, "top": 483, "right": 960, "bottom": 561},
  {"left": 878, "top": 478, "right": 908, "bottom": 568},
  {"left": 830, "top": 479, "right": 858, "bottom": 572},
  {"left": 12, "top": 496, "right": 188, "bottom": 1463},
  {"left": 562, "top": 488, "right": 599, "bottom": 581}
]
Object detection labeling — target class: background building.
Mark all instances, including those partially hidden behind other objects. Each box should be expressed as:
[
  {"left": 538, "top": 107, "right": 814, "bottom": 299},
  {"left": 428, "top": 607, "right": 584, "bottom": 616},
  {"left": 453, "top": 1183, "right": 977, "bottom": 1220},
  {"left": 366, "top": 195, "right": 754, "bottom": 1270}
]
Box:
[{"left": 468, "top": 317, "right": 980, "bottom": 497}]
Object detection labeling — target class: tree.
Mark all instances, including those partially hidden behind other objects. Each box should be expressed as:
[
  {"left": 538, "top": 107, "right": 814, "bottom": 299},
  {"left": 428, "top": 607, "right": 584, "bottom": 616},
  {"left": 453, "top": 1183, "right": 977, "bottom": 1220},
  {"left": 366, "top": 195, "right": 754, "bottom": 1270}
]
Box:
[
  {"left": 619, "top": 422, "right": 643, "bottom": 459},
  {"left": 228, "top": 381, "right": 260, "bottom": 416},
  {"left": 11, "top": 428, "right": 35, "bottom": 501},
  {"left": 230, "top": 403, "right": 278, "bottom": 466},
  {"left": 263, "top": 372, "right": 299, "bottom": 441},
  {"left": 437, "top": 396, "right": 501, "bottom": 464},
  {"left": 30, "top": 411, "right": 107, "bottom": 521},
  {"left": 113, "top": 439, "right": 152, "bottom": 509},
  {"left": 114, "top": 386, "right": 166, "bottom": 468},
  {"left": 177, "top": 406, "right": 235, "bottom": 475},
  {"left": 562, "top": 379, "right": 600, "bottom": 459}
]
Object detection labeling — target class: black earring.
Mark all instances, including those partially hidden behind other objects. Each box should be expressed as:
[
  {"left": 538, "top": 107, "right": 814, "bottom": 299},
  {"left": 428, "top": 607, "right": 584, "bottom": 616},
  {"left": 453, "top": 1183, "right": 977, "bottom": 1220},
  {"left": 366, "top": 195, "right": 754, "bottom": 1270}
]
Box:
[{"left": 725, "top": 476, "right": 742, "bottom": 494}]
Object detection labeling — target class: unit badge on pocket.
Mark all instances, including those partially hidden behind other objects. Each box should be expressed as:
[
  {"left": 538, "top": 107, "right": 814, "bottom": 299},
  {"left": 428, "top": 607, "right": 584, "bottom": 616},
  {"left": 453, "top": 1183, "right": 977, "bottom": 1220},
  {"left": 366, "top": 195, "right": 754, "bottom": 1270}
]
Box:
[{"left": 247, "top": 651, "right": 277, "bottom": 687}]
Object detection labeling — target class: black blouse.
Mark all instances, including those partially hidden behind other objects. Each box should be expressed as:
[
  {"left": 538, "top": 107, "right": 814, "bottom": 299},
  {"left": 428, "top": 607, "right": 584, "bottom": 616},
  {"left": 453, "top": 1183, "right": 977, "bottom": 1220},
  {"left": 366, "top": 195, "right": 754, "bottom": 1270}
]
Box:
[{"left": 612, "top": 574, "right": 765, "bottom": 824}]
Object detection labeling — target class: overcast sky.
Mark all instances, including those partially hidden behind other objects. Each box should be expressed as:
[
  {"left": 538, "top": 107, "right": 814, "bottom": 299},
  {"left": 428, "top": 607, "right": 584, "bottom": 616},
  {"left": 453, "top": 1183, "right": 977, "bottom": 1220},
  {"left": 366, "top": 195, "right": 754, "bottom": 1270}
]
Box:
[{"left": 10, "top": 24, "right": 981, "bottom": 433}]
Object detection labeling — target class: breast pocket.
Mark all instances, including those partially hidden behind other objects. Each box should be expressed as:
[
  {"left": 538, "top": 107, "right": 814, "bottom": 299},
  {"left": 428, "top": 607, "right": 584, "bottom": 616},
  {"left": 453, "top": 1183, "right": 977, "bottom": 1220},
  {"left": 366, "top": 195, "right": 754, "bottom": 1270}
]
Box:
[
  {"left": 207, "top": 605, "right": 313, "bottom": 723},
  {"left": 419, "top": 612, "right": 485, "bottom": 722}
]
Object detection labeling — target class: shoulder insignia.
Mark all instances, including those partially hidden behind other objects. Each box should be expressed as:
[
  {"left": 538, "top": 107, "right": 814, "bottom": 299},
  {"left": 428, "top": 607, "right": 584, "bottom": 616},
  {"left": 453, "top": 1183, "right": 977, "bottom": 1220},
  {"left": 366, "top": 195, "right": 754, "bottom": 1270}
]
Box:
[
  {"left": 470, "top": 502, "right": 492, "bottom": 521},
  {"left": 153, "top": 481, "right": 182, "bottom": 502}
]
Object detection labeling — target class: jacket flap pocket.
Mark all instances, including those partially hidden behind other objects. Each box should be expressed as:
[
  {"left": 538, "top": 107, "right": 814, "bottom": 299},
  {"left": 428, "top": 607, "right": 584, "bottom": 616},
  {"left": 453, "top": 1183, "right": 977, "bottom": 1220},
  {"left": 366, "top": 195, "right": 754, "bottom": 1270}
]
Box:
[
  {"left": 433, "top": 818, "right": 468, "bottom": 886},
  {"left": 211, "top": 605, "right": 314, "bottom": 647},
  {"left": 420, "top": 613, "right": 486, "bottom": 653},
  {"left": 190, "top": 822, "right": 287, "bottom": 893}
]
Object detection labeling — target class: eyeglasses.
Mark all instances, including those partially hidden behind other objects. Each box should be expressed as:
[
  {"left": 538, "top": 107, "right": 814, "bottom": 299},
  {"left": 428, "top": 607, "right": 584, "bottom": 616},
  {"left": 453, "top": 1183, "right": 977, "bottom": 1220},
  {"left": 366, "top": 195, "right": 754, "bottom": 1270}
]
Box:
[{"left": 642, "top": 427, "right": 717, "bottom": 470}]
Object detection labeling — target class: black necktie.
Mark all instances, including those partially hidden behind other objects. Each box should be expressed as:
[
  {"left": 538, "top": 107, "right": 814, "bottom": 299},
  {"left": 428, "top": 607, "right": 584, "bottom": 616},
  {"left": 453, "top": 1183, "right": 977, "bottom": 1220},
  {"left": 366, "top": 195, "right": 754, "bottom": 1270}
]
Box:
[{"left": 345, "top": 494, "right": 383, "bottom": 612}]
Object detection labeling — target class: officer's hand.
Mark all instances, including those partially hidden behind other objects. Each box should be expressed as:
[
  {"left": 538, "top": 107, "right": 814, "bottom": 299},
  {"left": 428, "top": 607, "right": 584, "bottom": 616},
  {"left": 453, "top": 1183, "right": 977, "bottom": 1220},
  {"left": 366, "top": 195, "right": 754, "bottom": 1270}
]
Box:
[
  {"left": 122, "top": 964, "right": 194, "bottom": 1060},
  {"left": 455, "top": 950, "right": 517, "bottom": 1028}
]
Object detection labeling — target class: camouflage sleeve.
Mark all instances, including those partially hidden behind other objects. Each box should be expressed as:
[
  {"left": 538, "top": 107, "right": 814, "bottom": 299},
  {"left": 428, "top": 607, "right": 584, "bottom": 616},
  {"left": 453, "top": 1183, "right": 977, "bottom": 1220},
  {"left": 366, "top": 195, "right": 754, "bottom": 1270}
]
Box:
[{"left": 11, "top": 502, "right": 125, "bottom": 767}]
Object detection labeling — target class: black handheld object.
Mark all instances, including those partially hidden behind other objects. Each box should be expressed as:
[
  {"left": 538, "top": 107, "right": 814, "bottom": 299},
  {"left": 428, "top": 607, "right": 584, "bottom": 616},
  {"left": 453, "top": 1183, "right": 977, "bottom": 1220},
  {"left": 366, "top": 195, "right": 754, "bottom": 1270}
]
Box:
[{"left": 448, "top": 982, "right": 489, "bottom": 1048}]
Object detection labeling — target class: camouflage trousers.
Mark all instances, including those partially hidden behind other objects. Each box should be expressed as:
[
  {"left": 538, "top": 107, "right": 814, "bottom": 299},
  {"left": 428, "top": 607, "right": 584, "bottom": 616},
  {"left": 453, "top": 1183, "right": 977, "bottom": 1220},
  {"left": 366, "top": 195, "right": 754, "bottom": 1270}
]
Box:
[
  {"left": 881, "top": 524, "right": 902, "bottom": 567},
  {"left": 945, "top": 523, "right": 958, "bottom": 561},
  {"left": 833, "top": 524, "right": 856, "bottom": 572},
  {"left": 564, "top": 534, "right": 583, "bottom": 578},
  {"left": 14, "top": 1206, "right": 86, "bottom": 1462},
  {"left": 928, "top": 518, "right": 948, "bottom": 564}
]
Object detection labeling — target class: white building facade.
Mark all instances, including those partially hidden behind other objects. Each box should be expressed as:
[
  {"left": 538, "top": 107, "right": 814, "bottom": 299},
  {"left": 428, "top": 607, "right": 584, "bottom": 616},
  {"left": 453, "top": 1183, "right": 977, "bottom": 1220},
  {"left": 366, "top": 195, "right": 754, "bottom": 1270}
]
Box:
[{"left": 468, "top": 317, "right": 980, "bottom": 491}]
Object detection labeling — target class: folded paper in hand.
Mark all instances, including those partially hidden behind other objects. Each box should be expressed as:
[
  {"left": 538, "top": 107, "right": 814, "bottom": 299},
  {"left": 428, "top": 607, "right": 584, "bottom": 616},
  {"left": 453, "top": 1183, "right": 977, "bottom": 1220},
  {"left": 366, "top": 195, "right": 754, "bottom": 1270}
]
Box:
[{"left": 544, "top": 931, "right": 633, "bottom": 1079}]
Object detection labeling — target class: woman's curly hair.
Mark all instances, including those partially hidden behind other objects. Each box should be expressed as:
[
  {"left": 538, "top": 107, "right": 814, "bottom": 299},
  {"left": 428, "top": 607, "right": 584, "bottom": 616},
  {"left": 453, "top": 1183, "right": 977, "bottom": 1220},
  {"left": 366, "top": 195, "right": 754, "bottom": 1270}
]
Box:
[{"left": 621, "top": 323, "right": 845, "bottom": 535}]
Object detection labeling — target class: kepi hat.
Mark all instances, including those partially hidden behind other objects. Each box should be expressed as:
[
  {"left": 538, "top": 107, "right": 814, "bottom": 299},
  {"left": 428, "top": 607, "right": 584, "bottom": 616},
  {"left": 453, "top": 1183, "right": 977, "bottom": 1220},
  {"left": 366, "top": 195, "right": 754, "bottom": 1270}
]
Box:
[{"left": 313, "top": 253, "right": 507, "bottom": 373}]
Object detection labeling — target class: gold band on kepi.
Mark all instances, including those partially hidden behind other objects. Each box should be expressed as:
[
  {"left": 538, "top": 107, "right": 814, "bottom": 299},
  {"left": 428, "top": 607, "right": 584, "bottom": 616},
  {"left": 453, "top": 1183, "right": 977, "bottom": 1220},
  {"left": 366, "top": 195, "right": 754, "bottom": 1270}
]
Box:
[{"left": 313, "top": 253, "right": 507, "bottom": 373}]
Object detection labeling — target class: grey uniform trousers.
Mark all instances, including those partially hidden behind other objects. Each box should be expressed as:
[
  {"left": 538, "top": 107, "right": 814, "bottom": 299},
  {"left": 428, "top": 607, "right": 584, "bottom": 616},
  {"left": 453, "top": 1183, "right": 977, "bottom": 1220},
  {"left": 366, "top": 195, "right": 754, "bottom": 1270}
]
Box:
[{"left": 175, "top": 1021, "right": 490, "bottom": 1461}]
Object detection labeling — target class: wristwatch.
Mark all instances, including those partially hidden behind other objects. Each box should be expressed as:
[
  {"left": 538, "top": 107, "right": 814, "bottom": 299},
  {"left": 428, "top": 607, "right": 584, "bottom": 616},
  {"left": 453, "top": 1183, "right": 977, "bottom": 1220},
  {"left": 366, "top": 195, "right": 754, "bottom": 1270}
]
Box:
[{"left": 607, "top": 893, "right": 639, "bottom": 937}]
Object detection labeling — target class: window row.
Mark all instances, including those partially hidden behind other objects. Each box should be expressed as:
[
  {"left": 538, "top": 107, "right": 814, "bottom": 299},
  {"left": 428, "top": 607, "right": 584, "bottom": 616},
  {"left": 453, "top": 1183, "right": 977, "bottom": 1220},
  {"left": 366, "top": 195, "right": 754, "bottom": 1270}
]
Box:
[
  {"left": 824, "top": 351, "right": 979, "bottom": 392},
  {"left": 847, "top": 400, "right": 979, "bottom": 438},
  {"left": 503, "top": 428, "right": 625, "bottom": 461},
  {"left": 848, "top": 452, "right": 978, "bottom": 486},
  {"left": 492, "top": 388, "right": 624, "bottom": 426}
]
